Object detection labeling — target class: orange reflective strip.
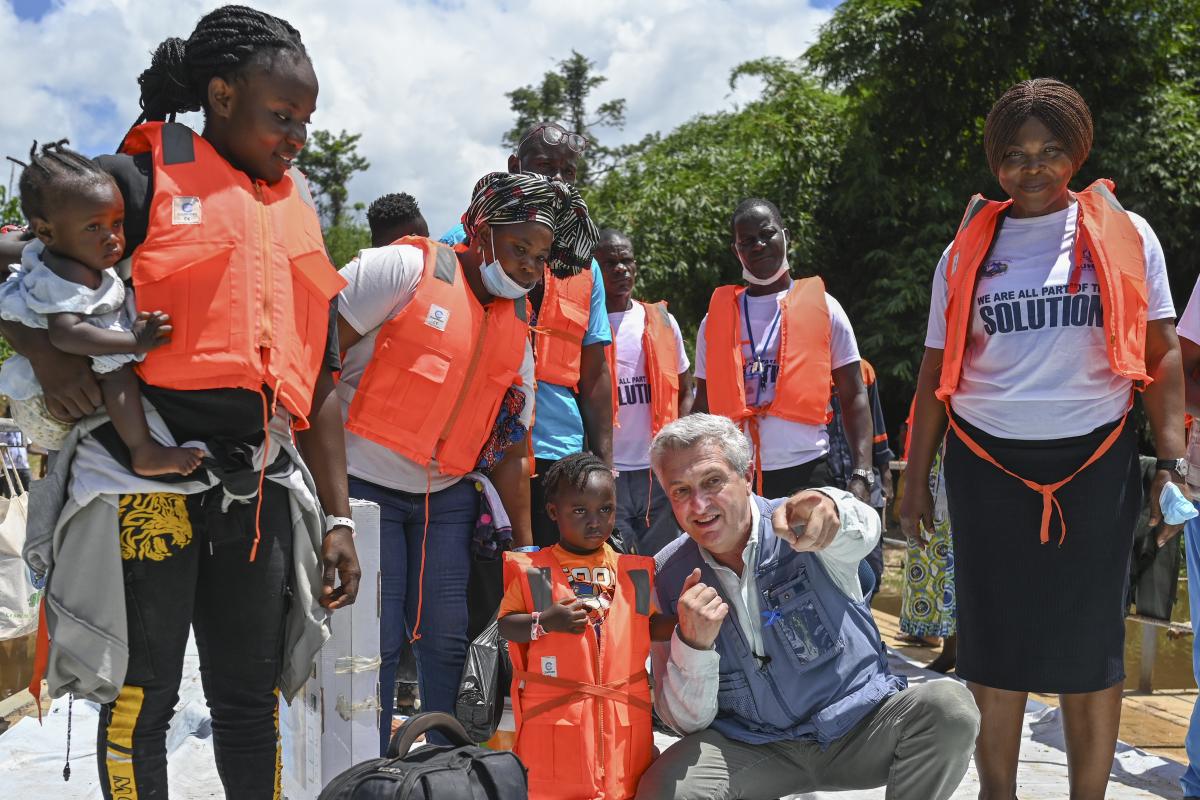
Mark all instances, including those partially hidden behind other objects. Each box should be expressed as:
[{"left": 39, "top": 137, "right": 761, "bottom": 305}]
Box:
[
  {"left": 945, "top": 403, "right": 1130, "bottom": 545},
  {"left": 744, "top": 413, "right": 766, "bottom": 495}
]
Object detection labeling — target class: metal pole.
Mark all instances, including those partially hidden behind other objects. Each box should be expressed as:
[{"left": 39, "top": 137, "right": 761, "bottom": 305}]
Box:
[{"left": 1139, "top": 623, "right": 1157, "bottom": 693}]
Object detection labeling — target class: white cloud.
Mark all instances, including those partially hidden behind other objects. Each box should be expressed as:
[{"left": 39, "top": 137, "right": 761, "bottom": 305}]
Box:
[{"left": 0, "top": 0, "right": 832, "bottom": 237}]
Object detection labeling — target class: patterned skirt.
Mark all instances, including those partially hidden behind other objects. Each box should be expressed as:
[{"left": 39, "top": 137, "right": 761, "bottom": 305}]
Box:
[{"left": 900, "top": 445, "right": 957, "bottom": 638}]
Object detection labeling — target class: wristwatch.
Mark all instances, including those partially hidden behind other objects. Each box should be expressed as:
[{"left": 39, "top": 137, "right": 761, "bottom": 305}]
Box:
[
  {"left": 1156, "top": 458, "right": 1189, "bottom": 480},
  {"left": 850, "top": 468, "right": 876, "bottom": 488}
]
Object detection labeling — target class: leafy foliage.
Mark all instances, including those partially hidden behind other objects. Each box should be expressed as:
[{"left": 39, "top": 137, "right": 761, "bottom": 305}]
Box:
[
  {"left": 590, "top": 0, "right": 1200, "bottom": 433},
  {"left": 805, "top": 0, "right": 1200, "bottom": 424},
  {"left": 0, "top": 186, "right": 22, "bottom": 227},
  {"left": 584, "top": 59, "right": 846, "bottom": 358},
  {"left": 296, "top": 129, "right": 370, "bottom": 226},
  {"left": 503, "top": 51, "right": 634, "bottom": 185}
]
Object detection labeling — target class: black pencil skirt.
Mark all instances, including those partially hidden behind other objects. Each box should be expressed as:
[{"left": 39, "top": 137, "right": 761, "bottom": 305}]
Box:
[{"left": 944, "top": 412, "right": 1141, "bottom": 693}]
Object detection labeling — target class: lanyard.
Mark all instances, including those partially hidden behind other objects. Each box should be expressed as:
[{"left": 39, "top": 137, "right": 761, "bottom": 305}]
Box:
[{"left": 742, "top": 291, "right": 783, "bottom": 406}]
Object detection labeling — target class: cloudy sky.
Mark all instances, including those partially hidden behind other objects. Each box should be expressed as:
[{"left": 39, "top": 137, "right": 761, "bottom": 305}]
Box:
[{"left": 1, "top": 0, "right": 835, "bottom": 234}]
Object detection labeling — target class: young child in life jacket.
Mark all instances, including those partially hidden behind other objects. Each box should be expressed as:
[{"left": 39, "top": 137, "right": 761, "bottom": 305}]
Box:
[
  {"left": 499, "top": 452, "right": 660, "bottom": 800},
  {"left": 0, "top": 141, "right": 203, "bottom": 476}
]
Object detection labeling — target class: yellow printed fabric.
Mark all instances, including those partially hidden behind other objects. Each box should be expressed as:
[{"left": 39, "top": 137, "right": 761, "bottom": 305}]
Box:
[
  {"left": 106, "top": 685, "right": 144, "bottom": 800},
  {"left": 118, "top": 493, "right": 193, "bottom": 561}
]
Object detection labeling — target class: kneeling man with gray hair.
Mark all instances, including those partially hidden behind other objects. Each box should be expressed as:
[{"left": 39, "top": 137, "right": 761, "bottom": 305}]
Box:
[{"left": 639, "top": 414, "right": 979, "bottom": 800}]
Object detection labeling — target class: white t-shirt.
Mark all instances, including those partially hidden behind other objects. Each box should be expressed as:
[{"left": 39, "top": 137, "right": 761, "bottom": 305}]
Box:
[
  {"left": 1175, "top": 279, "right": 1200, "bottom": 485},
  {"left": 925, "top": 202, "right": 1174, "bottom": 439},
  {"left": 609, "top": 302, "right": 691, "bottom": 471},
  {"left": 337, "top": 245, "right": 536, "bottom": 494},
  {"left": 695, "top": 284, "right": 860, "bottom": 470}
]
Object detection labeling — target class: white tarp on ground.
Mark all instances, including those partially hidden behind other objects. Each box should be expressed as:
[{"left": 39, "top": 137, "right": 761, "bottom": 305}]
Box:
[{"left": 0, "top": 640, "right": 1187, "bottom": 799}]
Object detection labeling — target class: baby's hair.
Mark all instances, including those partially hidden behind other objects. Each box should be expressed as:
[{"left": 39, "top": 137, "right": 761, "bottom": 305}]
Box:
[
  {"left": 132, "top": 4, "right": 308, "bottom": 127},
  {"left": 730, "top": 197, "right": 784, "bottom": 235},
  {"left": 543, "top": 452, "right": 613, "bottom": 503},
  {"left": 366, "top": 193, "right": 422, "bottom": 238},
  {"left": 983, "top": 78, "right": 1093, "bottom": 174},
  {"left": 17, "top": 139, "right": 113, "bottom": 222}
]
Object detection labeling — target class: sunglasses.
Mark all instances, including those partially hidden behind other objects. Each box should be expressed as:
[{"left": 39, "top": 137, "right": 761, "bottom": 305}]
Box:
[{"left": 519, "top": 123, "right": 588, "bottom": 154}]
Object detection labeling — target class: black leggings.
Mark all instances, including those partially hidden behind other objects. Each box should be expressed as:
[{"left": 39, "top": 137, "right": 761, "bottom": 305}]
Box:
[{"left": 97, "top": 482, "right": 294, "bottom": 800}]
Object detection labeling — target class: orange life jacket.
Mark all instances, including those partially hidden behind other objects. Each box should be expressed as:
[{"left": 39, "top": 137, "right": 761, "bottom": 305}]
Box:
[
  {"left": 607, "top": 300, "right": 681, "bottom": 436},
  {"left": 533, "top": 268, "right": 594, "bottom": 389},
  {"left": 344, "top": 236, "right": 528, "bottom": 477},
  {"left": 936, "top": 179, "right": 1147, "bottom": 545},
  {"left": 704, "top": 278, "right": 832, "bottom": 489},
  {"left": 121, "top": 121, "right": 346, "bottom": 428},
  {"left": 504, "top": 548, "right": 654, "bottom": 800}
]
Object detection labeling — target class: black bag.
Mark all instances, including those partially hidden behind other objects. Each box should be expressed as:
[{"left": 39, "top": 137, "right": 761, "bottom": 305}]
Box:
[
  {"left": 455, "top": 618, "right": 512, "bottom": 742},
  {"left": 1126, "top": 455, "right": 1183, "bottom": 621},
  {"left": 317, "top": 712, "right": 527, "bottom": 800}
]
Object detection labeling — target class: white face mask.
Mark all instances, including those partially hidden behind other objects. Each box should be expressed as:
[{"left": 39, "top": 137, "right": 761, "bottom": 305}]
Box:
[
  {"left": 479, "top": 236, "right": 533, "bottom": 299},
  {"left": 742, "top": 256, "right": 790, "bottom": 286}
]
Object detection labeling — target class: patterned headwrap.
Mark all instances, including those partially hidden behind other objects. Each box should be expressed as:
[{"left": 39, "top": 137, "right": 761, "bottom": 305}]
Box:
[{"left": 462, "top": 171, "right": 598, "bottom": 278}]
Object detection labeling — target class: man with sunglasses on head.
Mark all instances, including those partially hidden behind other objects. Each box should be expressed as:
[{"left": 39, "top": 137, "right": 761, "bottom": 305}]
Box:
[{"left": 441, "top": 121, "right": 615, "bottom": 555}]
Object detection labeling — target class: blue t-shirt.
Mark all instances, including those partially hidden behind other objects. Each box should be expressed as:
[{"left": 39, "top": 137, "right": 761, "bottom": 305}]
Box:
[{"left": 439, "top": 223, "right": 612, "bottom": 460}]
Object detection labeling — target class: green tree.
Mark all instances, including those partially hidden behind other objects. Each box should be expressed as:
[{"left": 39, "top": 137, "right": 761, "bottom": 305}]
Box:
[
  {"left": 324, "top": 203, "right": 371, "bottom": 270},
  {"left": 0, "top": 186, "right": 21, "bottom": 227},
  {"left": 296, "top": 129, "right": 370, "bottom": 226},
  {"left": 805, "top": 0, "right": 1200, "bottom": 428},
  {"left": 503, "top": 51, "right": 631, "bottom": 185},
  {"left": 586, "top": 59, "right": 847, "bottom": 348}
]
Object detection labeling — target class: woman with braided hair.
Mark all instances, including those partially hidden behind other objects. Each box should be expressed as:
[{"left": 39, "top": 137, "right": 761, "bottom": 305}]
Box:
[
  {"left": 336, "top": 169, "right": 598, "bottom": 751},
  {"left": 901, "top": 78, "right": 1184, "bottom": 799},
  {"left": 2, "top": 6, "right": 360, "bottom": 797}
]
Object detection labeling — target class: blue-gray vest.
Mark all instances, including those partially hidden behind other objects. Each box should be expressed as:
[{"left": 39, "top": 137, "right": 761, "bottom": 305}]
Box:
[{"left": 654, "top": 495, "right": 906, "bottom": 746}]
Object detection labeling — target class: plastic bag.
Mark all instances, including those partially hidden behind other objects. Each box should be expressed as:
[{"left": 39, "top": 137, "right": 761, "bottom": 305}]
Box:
[
  {"left": 0, "top": 554, "right": 40, "bottom": 639},
  {"left": 454, "top": 618, "right": 511, "bottom": 742}
]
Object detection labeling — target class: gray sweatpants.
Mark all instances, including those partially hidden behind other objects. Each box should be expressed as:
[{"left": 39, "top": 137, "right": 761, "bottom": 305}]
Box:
[
  {"left": 616, "top": 467, "right": 682, "bottom": 556},
  {"left": 635, "top": 680, "right": 980, "bottom": 800}
]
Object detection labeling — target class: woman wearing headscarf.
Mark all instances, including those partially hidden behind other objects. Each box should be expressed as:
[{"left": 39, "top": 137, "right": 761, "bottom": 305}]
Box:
[{"left": 334, "top": 171, "right": 598, "bottom": 750}]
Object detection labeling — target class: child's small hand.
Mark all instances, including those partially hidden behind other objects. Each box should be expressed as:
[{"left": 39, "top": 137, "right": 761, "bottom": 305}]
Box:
[
  {"left": 542, "top": 597, "right": 589, "bottom": 634},
  {"left": 131, "top": 311, "right": 173, "bottom": 354}
]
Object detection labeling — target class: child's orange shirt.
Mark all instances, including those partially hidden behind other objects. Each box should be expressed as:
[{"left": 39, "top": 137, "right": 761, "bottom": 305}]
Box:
[{"left": 499, "top": 543, "right": 621, "bottom": 625}]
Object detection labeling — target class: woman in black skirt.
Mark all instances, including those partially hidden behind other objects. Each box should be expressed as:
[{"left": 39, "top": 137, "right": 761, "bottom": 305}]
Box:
[{"left": 901, "top": 78, "right": 1186, "bottom": 800}]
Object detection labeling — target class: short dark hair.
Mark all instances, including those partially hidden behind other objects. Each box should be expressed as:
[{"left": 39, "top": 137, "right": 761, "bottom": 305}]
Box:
[
  {"left": 984, "top": 78, "right": 1093, "bottom": 173},
  {"left": 17, "top": 140, "right": 114, "bottom": 221},
  {"left": 730, "top": 197, "right": 783, "bottom": 234},
  {"left": 542, "top": 452, "right": 613, "bottom": 503},
  {"left": 366, "top": 193, "right": 423, "bottom": 238},
  {"left": 595, "top": 228, "right": 632, "bottom": 249},
  {"left": 133, "top": 5, "right": 309, "bottom": 127}
]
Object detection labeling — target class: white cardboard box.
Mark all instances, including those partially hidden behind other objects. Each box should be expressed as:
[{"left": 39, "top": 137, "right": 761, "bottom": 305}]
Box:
[{"left": 281, "top": 497, "right": 382, "bottom": 799}]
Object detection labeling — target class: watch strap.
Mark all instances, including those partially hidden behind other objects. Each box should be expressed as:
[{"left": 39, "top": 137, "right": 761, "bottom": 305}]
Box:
[{"left": 325, "top": 514, "right": 356, "bottom": 534}]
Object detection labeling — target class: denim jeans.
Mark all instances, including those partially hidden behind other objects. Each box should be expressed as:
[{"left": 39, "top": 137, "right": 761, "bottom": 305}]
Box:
[
  {"left": 348, "top": 476, "right": 478, "bottom": 754},
  {"left": 1183, "top": 500, "right": 1200, "bottom": 797}
]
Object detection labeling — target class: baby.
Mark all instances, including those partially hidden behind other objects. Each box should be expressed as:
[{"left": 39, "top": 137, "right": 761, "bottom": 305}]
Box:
[{"left": 0, "top": 140, "right": 202, "bottom": 475}]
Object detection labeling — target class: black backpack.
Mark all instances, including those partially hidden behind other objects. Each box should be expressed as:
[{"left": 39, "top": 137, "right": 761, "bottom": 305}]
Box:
[{"left": 317, "top": 712, "right": 528, "bottom": 800}]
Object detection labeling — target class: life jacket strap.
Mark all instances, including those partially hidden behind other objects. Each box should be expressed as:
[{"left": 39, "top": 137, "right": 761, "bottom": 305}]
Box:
[
  {"left": 943, "top": 399, "right": 1131, "bottom": 546},
  {"left": 514, "top": 668, "right": 652, "bottom": 719}
]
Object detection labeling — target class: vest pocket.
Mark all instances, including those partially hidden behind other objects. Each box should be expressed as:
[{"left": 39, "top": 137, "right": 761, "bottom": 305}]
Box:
[
  {"left": 716, "top": 670, "right": 758, "bottom": 720},
  {"left": 289, "top": 249, "right": 343, "bottom": 365},
  {"left": 517, "top": 692, "right": 588, "bottom": 785},
  {"left": 132, "top": 241, "right": 236, "bottom": 355},
  {"left": 763, "top": 572, "right": 844, "bottom": 672},
  {"left": 367, "top": 339, "right": 452, "bottom": 433}
]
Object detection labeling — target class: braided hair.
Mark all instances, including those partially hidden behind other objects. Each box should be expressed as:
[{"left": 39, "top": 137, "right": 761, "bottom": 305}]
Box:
[
  {"left": 984, "top": 79, "right": 1093, "bottom": 174},
  {"left": 463, "top": 171, "right": 599, "bottom": 278},
  {"left": 16, "top": 140, "right": 114, "bottom": 222},
  {"left": 133, "top": 5, "right": 308, "bottom": 126},
  {"left": 542, "top": 452, "right": 614, "bottom": 503}
]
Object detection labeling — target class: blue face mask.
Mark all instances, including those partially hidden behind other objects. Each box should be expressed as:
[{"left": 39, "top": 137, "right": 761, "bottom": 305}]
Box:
[{"left": 480, "top": 236, "right": 534, "bottom": 299}]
